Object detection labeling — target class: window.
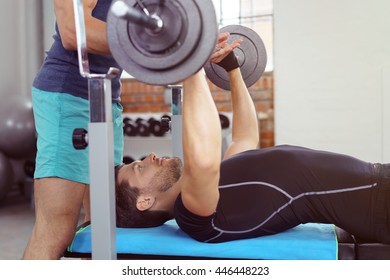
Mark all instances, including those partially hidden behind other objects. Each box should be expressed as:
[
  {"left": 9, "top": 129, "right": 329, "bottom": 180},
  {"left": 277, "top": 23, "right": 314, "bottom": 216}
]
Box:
[{"left": 212, "top": 0, "right": 273, "bottom": 72}]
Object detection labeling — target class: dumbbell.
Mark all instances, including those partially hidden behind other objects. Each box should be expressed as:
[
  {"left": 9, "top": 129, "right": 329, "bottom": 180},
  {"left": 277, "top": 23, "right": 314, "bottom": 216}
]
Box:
[
  {"left": 135, "top": 118, "right": 151, "bottom": 137},
  {"left": 219, "top": 114, "right": 230, "bottom": 129},
  {"left": 122, "top": 156, "right": 135, "bottom": 164},
  {"left": 160, "top": 115, "right": 171, "bottom": 133},
  {"left": 148, "top": 117, "right": 165, "bottom": 137},
  {"left": 123, "top": 117, "right": 138, "bottom": 137},
  {"left": 123, "top": 117, "right": 138, "bottom": 136}
]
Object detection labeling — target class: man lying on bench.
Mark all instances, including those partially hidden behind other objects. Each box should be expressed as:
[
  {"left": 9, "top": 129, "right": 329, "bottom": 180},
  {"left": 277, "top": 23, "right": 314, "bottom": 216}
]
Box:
[{"left": 114, "top": 34, "right": 390, "bottom": 245}]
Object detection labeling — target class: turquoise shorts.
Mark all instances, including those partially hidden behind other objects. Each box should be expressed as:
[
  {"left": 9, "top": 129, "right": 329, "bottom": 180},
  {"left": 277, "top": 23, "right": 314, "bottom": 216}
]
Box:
[{"left": 32, "top": 87, "right": 124, "bottom": 184}]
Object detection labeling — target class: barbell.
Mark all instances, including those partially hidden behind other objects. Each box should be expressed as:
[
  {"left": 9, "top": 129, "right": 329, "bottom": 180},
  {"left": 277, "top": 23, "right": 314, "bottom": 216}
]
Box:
[{"left": 107, "top": 0, "right": 267, "bottom": 88}]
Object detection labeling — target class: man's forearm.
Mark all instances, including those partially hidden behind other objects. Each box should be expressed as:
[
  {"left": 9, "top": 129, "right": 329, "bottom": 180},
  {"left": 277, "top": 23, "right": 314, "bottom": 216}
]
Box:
[
  {"left": 223, "top": 68, "right": 259, "bottom": 158},
  {"left": 84, "top": 16, "right": 111, "bottom": 55},
  {"left": 55, "top": 0, "right": 111, "bottom": 55}
]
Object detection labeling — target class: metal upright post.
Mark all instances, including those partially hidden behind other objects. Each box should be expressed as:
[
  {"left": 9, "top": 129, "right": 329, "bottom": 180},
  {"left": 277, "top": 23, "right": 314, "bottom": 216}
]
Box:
[
  {"left": 72, "top": 0, "right": 118, "bottom": 260},
  {"left": 169, "top": 85, "right": 183, "bottom": 160},
  {"left": 87, "top": 76, "right": 117, "bottom": 260}
]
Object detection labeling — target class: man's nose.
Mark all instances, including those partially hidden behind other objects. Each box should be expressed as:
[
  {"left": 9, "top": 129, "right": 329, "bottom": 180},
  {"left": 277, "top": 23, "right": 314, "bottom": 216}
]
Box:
[{"left": 146, "top": 153, "right": 157, "bottom": 162}]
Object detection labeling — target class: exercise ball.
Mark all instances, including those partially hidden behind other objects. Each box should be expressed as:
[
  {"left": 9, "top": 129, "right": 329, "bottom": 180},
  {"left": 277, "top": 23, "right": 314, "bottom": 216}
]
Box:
[
  {"left": 0, "top": 95, "right": 36, "bottom": 159},
  {"left": 0, "top": 151, "right": 14, "bottom": 203}
]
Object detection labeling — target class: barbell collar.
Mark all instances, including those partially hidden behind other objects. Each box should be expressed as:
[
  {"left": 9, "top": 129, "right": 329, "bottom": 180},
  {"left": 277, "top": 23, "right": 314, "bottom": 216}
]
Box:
[{"left": 111, "top": 0, "right": 163, "bottom": 32}]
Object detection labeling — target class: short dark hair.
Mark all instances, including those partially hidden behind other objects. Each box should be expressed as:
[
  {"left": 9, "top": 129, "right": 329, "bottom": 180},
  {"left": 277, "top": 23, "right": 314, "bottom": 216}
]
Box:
[{"left": 115, "top": 166, "right": 172, "bottom": 228}]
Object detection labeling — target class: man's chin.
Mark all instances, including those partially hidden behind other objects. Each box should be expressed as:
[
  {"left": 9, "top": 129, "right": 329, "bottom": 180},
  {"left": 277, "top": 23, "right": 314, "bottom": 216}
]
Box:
[{"left": 170, "top": 157, "right": 183, "bottom": 178}]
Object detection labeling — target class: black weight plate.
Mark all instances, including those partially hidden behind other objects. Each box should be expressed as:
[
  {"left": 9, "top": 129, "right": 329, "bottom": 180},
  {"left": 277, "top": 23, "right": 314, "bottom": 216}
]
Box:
[
  {"left": 204, "top": 25, "right": 267, "bottom": 90},
  {"left": 107, "top": 0, "right": 218, "bottom": 85},
  {"left": 120, "top": 0, "right": 201, "bottom": 70}
]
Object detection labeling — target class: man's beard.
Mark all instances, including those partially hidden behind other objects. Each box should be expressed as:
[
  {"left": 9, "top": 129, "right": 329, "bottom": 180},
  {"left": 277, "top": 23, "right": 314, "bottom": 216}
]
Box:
[{"left": 150, "top": 157, "right": 183, "bottom": 192}]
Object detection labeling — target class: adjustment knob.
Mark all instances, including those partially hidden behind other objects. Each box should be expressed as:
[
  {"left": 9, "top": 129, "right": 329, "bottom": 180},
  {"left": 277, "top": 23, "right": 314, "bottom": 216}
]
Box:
[{"left": 72, "top": 128, "right": 88, "bottom": 150}]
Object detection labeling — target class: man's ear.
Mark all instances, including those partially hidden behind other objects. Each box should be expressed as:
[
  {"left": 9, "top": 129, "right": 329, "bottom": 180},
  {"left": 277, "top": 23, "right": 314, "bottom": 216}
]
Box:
[{"left": 136, "top": 195, "right": 156, "bottom": 211}]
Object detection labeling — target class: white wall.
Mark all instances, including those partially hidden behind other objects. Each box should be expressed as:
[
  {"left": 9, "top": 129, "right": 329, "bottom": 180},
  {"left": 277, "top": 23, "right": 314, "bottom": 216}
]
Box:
[
  {"left": 274, "top": 0, "right": 390, "bottom": 163},
  {"left": 43, "top": 0, "right": 56, "bottom": 54},
  {"left": 0, "top": 1, "right": 22, "bottom": 98},
  {"left": 0, "top": 0, "right": 44, "bottom": 99}
]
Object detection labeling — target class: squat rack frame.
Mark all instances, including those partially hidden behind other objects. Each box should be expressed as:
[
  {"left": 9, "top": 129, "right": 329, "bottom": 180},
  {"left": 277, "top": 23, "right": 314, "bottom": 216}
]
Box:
[{"left": 72, "top": 0, "right": 183, "bottom": 260}]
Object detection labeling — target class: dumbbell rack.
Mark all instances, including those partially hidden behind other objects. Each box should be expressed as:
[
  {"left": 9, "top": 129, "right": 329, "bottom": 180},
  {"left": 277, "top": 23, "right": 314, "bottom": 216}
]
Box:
[
  {"left": 122, "top": 114, "right": 172, "bottom": 161},
  {"left": 121, "top": 85, "right": 184, "bottom": 162},
  {"left": 122, "top": 112, "right": 233, "bottom": 163}
]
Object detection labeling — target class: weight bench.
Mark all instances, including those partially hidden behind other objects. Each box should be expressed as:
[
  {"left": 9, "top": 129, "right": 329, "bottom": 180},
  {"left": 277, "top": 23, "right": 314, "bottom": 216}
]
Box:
[
  {"left": 64, "top": 220, "right": 338, "bottom": 260},
  {"left": 63, "top": 222, "right": 390, "bottom": 260},
  {"left": 335, "top": 227, "right": 390, "bottom": 260}
]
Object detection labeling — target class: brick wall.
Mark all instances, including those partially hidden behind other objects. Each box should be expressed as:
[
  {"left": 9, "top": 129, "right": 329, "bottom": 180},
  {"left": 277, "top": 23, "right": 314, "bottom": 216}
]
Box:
[{"left": 120, "top": 72, "right": 274, "bottom": 148}]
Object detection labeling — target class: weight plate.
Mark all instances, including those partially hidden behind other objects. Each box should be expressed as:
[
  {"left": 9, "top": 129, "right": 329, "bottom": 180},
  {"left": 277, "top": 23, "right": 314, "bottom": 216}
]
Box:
[
  {"left": 204, "top": 25, "right": 267, "bottom": 90},
  {"left": 107, "top": 0, "right": 218, "bottom": 85},
  {"left": 120, "top": 0, "right": 201, "bottom": 70}
]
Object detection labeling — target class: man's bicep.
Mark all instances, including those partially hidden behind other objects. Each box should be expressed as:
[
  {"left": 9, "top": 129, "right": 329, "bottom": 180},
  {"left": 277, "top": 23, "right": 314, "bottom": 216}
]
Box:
[{"left": 178, "top": 171, "right": 220, "bottom": 217}]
